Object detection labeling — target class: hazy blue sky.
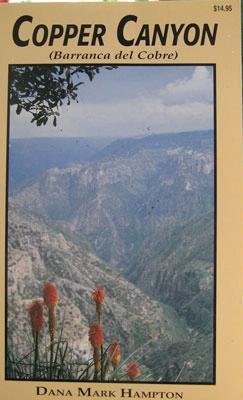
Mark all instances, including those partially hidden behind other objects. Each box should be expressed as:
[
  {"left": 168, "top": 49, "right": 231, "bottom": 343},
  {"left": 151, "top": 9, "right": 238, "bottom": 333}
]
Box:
[{"left": 10, "top": 65, "right": 214, "bottom": 139}]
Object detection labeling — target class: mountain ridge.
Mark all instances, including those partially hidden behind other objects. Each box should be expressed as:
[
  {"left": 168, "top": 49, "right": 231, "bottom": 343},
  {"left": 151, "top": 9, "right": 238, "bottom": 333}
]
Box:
[
  {"left": 7, "top": 129, "right": 215, "bottom": 382},
  {"left": 9, "top": 136, "right": 113, "bottom": 193},
  {"left": 92, "top": 130, "right": 214, "bottom": 161},
  {"left": 8, "top": 205, "right": 191, "bottom": 380},
  {"left": 11, "top": 130, "right": 214, "bottom": 271}
]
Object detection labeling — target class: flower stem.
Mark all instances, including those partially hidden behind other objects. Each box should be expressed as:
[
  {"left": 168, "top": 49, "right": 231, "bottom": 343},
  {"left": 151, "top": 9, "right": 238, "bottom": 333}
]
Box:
[
  {"left": 33, "top": 331, "right": 39, "bottom": 379},
  {"left": 93, "top": 347, "right": 100, "bottom": 380},
  {"left": 49, "top": 340, "right": 54, "bottom": 379},
  {"left": 97, "top": 309, "right": 104, "bottom": 381},
  {"left": 101, "top": 344, "right": 104, "bottom": 381},
  {"left": 48, "top": 306, "right": 56, "bottom": 379}
]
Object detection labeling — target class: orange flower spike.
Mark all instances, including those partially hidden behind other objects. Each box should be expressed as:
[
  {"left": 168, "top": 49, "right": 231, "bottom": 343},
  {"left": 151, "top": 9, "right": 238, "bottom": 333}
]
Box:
[
  {"left": 89, "top": 324, "right": 104, "bottom": 347},
  {"left": 43, "top": 283, "right": 58, "bottom": 344},
  {"left": 92, "top": 288, "right": 105, "bottom": 322},
  {"left": 109, "top": 341, "right": 121, "bottom": 368},
  {"left": 126, "top": 362, "right": 140, "bottom": 380},
  {"left": 28, "top": 300, "right": 44, "bottom": 333},
  {"left": 43, "top": 282, "right": 59, "bottom": 307},
  {"left": 92, "top": 287, "right": 105, "bottom": 305}
]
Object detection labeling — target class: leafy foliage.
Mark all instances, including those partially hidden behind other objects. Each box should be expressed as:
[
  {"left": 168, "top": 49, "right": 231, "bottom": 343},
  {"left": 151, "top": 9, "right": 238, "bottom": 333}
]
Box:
[{"left": 10, "top": 65, "right": 116, "bottom": 126}]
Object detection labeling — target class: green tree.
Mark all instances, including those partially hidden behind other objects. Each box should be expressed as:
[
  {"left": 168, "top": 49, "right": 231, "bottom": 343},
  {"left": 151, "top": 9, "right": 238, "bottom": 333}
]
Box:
[{"left": 10, "top": 65, "right": 116, "bottom": 126}]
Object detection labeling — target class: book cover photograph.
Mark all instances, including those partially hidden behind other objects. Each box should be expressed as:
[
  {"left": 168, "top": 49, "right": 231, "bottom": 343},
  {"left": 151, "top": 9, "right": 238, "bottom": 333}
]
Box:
[{"left": 0, "top": 1, "right": 242, "bottom": 400}]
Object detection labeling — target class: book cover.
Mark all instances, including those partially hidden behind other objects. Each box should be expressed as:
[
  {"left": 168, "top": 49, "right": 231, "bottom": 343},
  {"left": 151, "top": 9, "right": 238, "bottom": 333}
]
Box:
[{"left": 0, "top": 1, "right": 242, "bottom": 399}]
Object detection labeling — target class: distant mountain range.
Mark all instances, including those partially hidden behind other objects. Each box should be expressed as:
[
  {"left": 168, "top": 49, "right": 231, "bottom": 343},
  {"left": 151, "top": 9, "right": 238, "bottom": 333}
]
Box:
[
  {"left": 8, "top": 130, "right": 215, "bottom": 382},
  {"left": 93, "top": 130, "right": 213, "bottom": 161},
  {"left": 11, "top": 131, "right": 214, "bottom": 270},
  {"left": 9, "top": 137, "right": 112, "bottom": 193}
]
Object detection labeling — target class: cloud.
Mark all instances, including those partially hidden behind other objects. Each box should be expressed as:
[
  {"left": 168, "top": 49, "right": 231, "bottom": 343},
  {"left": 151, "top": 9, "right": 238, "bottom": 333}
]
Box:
[
  {"left": 46, "top": 96, "right": 213, "bottom": 138},
  {"left": 10, "top": 66, "right": 214, "bottom": 138},
  {"left": 160, "top": 66, "right": 213, "bottom": 106}
]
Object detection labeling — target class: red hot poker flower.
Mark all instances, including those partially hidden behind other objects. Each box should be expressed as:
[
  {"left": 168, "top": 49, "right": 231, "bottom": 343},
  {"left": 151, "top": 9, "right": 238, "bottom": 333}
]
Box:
[
  {"left": 89, "top": 324, "right": 103, "bottom": 347},
  {"left": 43, "top": 283, "right": 58, "bottom": 307},
  {"left": 28, "top": 300, "right": 44, "bottom": 332},
  {"left": 109, "top": 341, "right": 121, "bottom": 368},
  {"left": 92, "top": 287, "right": 105, "bottom": 305},
  {"left": 126, "top": 362, "right": 140, "bottom": 380}
]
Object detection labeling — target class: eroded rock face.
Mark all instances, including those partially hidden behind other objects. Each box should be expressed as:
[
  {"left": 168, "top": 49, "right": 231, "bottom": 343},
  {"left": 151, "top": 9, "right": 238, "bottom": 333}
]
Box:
[
  {"left": 8, "top": 130, "right": 215, "bottom": 382},
  {"left": 12, "top": 130, "right": 214, "bottom": 272},
  {"left": 129, "top": 213, "right": 214, "bottom": 334},
  {"left": 7, "top": 206, "right": 188, "bottom": 379}
]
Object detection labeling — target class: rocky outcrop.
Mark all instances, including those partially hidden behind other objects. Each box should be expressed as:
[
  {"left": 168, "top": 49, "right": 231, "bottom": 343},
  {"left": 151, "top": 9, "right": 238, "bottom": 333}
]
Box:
[
  {"left": 7, "top": 205, "right": 188, "bottom": 379},
  {"left": 12, "top": 131, "right": 214, "bottom": 272},
  {"left": 8, "top": 130, "right": 215, "bottom": 382},
  {"left": 129, "top": 213, "right": 214, "bottom": 334}
]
